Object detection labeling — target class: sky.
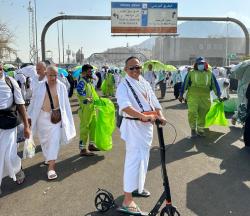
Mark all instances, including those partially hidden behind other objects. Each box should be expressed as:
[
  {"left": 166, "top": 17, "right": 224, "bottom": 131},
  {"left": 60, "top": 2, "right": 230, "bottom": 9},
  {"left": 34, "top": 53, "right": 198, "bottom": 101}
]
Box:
[{"left": 0, "top": 0, "right": 250, "bottom": 63}]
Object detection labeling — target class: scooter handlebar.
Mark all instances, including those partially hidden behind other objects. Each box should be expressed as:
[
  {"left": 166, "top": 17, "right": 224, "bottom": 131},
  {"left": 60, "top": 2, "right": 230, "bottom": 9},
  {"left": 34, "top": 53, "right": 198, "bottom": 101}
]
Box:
[{"left": 155, "top": 119, "right": 162, "bottom": 126}]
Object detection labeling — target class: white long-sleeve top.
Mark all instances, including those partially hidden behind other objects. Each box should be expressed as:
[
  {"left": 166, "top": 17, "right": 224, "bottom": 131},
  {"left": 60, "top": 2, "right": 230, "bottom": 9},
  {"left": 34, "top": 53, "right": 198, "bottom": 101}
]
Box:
[{"left": 116, "top": 75, "right": 162, "bottom": 147}]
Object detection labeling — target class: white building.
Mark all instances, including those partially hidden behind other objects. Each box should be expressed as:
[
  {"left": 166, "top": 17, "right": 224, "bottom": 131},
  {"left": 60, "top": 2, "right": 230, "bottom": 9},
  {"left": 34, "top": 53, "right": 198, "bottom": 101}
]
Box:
[{"left": 153, "top": 37, "right": 246, "bottom": 66}]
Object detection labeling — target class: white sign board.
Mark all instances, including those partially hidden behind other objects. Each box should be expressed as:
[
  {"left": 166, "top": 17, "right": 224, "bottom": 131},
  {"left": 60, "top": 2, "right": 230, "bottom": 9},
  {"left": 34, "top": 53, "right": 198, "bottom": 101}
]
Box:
[{"left": 111, "top": 2, "right": 178, "bottom": 35}]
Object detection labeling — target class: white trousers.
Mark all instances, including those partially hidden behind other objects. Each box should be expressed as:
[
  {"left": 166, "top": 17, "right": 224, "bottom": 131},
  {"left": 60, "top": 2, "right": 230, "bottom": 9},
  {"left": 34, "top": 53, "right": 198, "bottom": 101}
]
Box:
[
  {"left": 123, "top": 142, "right": 150, "bottom": 193},
  {"left": 37, "top": 110, "right": 61, "bottom": 161},
  {"left": 0, "top": 128, "right": 21, "bottom": 186}
]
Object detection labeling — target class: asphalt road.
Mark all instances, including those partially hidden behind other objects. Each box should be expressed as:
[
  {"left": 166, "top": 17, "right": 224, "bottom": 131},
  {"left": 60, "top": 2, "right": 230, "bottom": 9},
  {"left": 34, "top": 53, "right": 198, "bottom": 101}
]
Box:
[{"left": 0, "top": 89, "right": 248, "bottom": 216}]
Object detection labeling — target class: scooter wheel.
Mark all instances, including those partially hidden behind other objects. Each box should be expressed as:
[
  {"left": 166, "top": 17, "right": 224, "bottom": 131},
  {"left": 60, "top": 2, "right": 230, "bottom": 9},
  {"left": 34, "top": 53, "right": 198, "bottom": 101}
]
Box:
[
  {"left": 95, "top": 191, "right": 114, "bottom": 212},
  {"left": 160, "top": 206, "right": 181, "bottom": 216}
]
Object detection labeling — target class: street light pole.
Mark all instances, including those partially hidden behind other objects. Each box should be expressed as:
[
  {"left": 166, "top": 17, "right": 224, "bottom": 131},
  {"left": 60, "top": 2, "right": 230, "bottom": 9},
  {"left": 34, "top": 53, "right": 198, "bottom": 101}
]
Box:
[
  {"left": 57, "top": 22, "right": 61, "bottom": 64},
  {"left": 34, "top": 0, "right": 38, "bottom": 63},
  {"left": 225, "top": 21, "right": 229, "bottom": 66},
  {"left": 59, "top": 11, "right": 65, "bottom": 64}
]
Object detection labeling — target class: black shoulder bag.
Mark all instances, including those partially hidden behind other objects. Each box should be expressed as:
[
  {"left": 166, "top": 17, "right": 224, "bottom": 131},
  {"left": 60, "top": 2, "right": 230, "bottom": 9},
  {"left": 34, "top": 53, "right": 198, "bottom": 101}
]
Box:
[
  {"left": 0, "top": 77, "right": 21, "bottom": 129},
  {"left": 45, "top": 82, "right": 62, "bottom": 124}
]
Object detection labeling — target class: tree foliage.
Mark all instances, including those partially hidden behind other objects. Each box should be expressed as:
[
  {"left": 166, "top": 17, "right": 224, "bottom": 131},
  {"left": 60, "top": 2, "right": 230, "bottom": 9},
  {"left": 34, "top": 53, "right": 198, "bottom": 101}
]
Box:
[{"left": 0, "top": 21, "right": 16, "bottom": 59}]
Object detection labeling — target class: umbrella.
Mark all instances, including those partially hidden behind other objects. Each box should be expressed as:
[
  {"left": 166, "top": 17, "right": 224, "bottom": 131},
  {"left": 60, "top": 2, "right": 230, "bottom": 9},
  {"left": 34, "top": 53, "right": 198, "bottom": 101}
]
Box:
[
  {"left": 164, "top": 64, "right": 177, "bottom": 72},
  {"left": 72, "top": 67, "right": 81, "bottom": 78},
  {"left": 230, "top": 60, "right": 250, "bottom": 82},
  {"left": 142, "top": 60, "right": 165, "bottom": 71},
  {"left": 3, "top": 63, "right": 16, "bottom": 71},
  {"left": 58, "top": 67, "right": 68, "bottom": 77},
  {"left": 72, "top": 65, "right": 81, "bottom": 71},
  {"left": 72, "top": 65, "right": 98, "bottom": 78}
]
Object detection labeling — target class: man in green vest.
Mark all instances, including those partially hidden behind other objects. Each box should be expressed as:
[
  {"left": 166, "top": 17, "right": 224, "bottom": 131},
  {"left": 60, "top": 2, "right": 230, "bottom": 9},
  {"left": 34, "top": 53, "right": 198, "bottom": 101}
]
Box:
[
  {"left": 179, "top": 57, "right": 221, "bottom": 137},
  {"left": 77, "top": 64, "right": 99, "bottom": 156},
  {"left": 105, "top": 69, "right": 115, "bottom": 97}
]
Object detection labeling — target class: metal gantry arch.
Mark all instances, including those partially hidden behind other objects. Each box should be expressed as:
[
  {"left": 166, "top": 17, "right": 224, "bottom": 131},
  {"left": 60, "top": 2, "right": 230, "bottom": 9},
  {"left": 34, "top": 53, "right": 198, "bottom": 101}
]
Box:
[{"left": 41, "top": 15, "right": 250, "bottom": 61}]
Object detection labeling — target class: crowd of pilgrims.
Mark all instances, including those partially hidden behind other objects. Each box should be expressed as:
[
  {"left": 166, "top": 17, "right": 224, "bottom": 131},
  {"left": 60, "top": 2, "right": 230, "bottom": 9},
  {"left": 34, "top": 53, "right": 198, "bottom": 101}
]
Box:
[{"left": 0, "top": 59, "right": 249, "bottom": 200}]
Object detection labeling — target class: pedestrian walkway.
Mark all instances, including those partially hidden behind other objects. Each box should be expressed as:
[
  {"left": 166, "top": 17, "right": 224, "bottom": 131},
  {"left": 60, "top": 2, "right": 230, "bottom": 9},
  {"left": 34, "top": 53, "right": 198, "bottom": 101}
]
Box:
[{"left": 0, "top": 92, "right": 247, "bottom": 216}]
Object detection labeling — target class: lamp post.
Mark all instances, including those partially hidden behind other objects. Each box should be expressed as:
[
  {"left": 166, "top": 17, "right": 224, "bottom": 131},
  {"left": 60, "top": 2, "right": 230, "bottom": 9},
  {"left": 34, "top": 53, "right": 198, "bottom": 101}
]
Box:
[
  {"left": 34, "top": 0, "right": 38, "bottom": 63},
  {"left": 225, "top": 21, "right": 229, "bottom": 66},
  {"left": 59, "top": 11, "right": 65, "bottom": 63},
  {"left": 57, "top": 22, "right": 61, "bottom": 64}
]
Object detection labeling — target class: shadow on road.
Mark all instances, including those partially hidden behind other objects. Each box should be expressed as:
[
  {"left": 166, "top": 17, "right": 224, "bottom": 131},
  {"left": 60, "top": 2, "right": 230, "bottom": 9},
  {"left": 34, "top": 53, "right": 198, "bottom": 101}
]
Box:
[
  {"left": 158, "top": 98, "right": 176, "bottom": 103},
  {"left": 165, "top": 103, "right": 187, "bottom": 110},
  {"left": 1, "top": 155, "right": 105, "bottom": 197},
  {"left": 148, "top": 137, "right": 197, "bottom": 172},
  {"left": 149, "top": 125, "right": 250, "bottom": 215},
  {"left": 84, "top": 195, "right": 125, "bottom": 216},
  {"left": 149, "top": 126, "right": 243, "bottom": 171},
  {"left": 187, "top": 127, "right": 250, "bottom": 215}
]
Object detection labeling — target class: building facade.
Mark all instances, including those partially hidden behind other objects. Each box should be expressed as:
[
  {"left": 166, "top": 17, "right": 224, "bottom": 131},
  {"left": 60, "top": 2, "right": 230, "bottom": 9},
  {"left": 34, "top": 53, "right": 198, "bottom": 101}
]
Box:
[{"left": 153, "top": 37, "right": 246, "bottom": 66}]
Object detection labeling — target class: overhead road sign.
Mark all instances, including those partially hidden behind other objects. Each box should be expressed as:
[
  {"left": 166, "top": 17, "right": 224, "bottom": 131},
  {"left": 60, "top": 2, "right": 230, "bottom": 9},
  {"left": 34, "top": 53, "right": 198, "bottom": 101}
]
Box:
[{"left": 111, "top": 2, "right": 178, "bottom": 35}]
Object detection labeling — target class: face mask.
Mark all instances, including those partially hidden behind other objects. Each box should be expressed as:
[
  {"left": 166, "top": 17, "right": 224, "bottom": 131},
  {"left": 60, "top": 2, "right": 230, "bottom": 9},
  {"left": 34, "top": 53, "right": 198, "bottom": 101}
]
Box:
[{"left": 197, "top": 64, "right": 205, "bottom": 71}]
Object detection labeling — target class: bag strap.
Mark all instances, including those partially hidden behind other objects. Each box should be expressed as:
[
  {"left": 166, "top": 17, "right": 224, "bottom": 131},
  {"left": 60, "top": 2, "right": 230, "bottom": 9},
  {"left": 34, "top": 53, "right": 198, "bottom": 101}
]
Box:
[
  {"left": 45, "top": 82, "right": 55, "bottom": 110},
  {"left": 5, "top": 76, "right": 16, "bottom": 105},
  {"left": 5, "top": 76, "right": 14, "bottom": 94},
  {"left": 125, "top": 79, "right": 145, "bottom": 112}
]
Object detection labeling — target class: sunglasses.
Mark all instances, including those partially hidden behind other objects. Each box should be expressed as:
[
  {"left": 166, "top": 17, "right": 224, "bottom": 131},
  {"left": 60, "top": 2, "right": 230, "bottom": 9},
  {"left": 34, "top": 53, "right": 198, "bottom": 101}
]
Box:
[{"left": 128, "top": 65, "right": 142, "bottom": 71}]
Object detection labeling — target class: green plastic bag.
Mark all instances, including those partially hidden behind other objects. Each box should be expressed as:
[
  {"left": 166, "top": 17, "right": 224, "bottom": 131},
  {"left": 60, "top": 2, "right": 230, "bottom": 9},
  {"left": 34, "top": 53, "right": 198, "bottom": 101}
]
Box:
[
  {"left": 101, "top": 80, "right": 107, "bottom": 95},
  {"left": 205, "top": 100, "right": 229, "bottom": 127},
  {"left": 224, "top": 98, "right": 238, "bottom": 113},
  {"left": 94, "top": 98, "right": 115, "bottom": 151}
]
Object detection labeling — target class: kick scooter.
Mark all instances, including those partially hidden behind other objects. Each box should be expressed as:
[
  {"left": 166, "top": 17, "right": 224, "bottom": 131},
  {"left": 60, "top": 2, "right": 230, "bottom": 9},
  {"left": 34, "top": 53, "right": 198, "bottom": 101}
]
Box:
[{"left": 95, "top": 119, "right": 180, "bottom": 216}]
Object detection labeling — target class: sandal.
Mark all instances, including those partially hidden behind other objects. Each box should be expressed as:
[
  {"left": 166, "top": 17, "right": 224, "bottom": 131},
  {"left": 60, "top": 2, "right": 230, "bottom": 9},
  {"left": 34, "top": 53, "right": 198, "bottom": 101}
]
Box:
[
  {"left": 117, "top": 204, "right": 148, "bottom": 216},
  {"left": 16, "top": 169, "right": 25, "bottom": 185},
  {"left": 47, "top": 170, "right": 58, "bottom": 180},
  {"left": 79, "top": 149, "right": 96, "bottom": 157},
  {"left": 88, "top": 144, "right": 100, "bottom": 151},
  {"left": 43, "top": 161, "right": 49, "bottom": 166}
]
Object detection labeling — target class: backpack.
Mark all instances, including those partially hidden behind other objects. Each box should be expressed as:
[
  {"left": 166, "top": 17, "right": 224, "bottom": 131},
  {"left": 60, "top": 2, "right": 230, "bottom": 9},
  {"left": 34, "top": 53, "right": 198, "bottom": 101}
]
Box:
[{"left": 0, "top": 77, "right": 21, "bottom": 129}]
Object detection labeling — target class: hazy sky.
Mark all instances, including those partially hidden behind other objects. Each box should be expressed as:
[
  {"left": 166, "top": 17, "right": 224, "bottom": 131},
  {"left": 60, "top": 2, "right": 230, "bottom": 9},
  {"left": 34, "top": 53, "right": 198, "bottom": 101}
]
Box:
[{"left": 0, "top": 0, "right": 250, "bottom": 62}]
